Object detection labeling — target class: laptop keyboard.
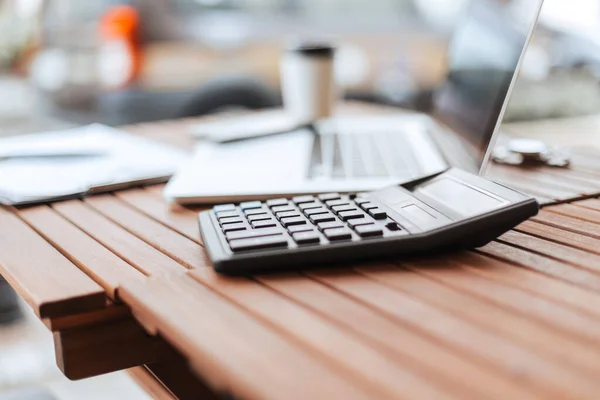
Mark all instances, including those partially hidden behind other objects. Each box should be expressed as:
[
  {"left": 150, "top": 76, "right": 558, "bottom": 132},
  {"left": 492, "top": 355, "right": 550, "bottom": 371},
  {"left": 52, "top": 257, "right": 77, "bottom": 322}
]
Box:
[{"left": 308, "top": 132, "right": 419, "bottom": 180}]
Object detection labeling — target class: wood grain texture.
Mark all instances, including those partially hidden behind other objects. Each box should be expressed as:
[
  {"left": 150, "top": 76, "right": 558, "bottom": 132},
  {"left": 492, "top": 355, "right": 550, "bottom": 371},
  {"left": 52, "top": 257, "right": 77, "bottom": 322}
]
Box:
[
  {"left": 187, "top": 269, "right": 456, "bottom": 400},
  {"left": 52, "top": 200, "right": 185, "bottom": 276},
  {"left": 0, "top": 206, "right": 106, "bottom": 318},
  {"left": 257, "top": 273, "right": 539, "bottom": 400},
  {"left": 307, "top": 270, "right": 600, "bottom": 400},
  {"left": 43, "top": 303, "right": 130, "bottom": 332},
  {"left": 115, "top": 188, "right": 203, "bottom": 244},
  {"left": 84, "top": 195, "right": 207, "bottom": 270},
  {"left": 18, "top": 205, "right": 146, "bottom": 299},
  {"left": 55, "top": 317, "right": 171, "bottom": 380},
  {"left": 119, "top": 274, "right": 377, "bottom": 400}
]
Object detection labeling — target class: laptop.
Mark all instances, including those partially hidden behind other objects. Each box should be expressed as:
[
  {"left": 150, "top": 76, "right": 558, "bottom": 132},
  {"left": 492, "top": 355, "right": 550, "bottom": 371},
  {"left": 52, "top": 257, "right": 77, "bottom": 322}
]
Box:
[{"left": 165, "top": 0, "right": 544, "bottom": 204}]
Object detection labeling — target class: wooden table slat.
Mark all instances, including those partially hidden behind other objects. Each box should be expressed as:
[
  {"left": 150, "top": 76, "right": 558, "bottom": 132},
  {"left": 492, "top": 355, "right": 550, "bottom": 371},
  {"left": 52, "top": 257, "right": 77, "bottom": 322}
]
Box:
[
  {"left": 18, "top": 205, "right": 146, "bottom": 300},
  {"left": 308, "top": 270, "right": 600, "bottom": 400},
  {"left": 84, "top": 195, "right": 205, "bottom": 270},
  {"left": 0, "top": 206, "right": 106, "bottom": 318},
  {"left": 257, "top": 273, "right": 540, "bottom": 400},
  {"left": 357, "top": 264, "right": 600, "bottom": 378},
  {"left": 52, "top": 200, "right": 185, "bottom": 276},
  {"left": 187, "top": 269, "right": 459, "bottom": 400},
  {"left": 119, "top": 274, "right": 377, "bottom": 400}
]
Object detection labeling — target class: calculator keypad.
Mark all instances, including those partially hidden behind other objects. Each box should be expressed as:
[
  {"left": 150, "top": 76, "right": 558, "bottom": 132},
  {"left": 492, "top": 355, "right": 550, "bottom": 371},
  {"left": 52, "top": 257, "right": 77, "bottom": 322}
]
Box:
[{"left": 213, "top": 193, "right": 403, "bottom": 253}]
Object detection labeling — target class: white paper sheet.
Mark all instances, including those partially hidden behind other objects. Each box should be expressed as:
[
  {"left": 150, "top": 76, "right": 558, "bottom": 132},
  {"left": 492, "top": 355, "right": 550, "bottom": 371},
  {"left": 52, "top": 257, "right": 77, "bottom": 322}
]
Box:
[{"left": 0, "top": 124, "right": 188, "bottom": 205}]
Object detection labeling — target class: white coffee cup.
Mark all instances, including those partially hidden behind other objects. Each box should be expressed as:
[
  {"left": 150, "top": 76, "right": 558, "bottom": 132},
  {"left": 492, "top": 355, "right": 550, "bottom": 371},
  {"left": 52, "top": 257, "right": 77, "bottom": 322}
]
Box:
[{"left": 280, "top": 43, "right": 337, "bottom": 126}]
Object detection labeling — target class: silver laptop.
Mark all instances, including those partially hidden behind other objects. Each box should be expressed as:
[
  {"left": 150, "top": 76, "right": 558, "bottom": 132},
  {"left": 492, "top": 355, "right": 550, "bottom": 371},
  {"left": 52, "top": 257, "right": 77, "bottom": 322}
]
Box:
[{"left": 165, "top": 0, "right": 543, "bottom": 204}]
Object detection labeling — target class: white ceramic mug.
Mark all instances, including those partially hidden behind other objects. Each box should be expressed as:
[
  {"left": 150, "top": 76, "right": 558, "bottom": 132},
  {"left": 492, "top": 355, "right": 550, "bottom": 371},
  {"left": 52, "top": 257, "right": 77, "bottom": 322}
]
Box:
[{"left": 280, "top": 43, "right": 337, "bottom": 125}]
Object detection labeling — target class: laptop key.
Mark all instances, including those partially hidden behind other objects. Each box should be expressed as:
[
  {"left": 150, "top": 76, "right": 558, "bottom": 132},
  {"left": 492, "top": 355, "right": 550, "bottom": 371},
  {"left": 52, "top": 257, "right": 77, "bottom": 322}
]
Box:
[
  {"left": 216, "top": 210, "right": 241, "bottom": 220},
  {"left": 355, "top": 225, "right": 384, "bottom": 238},
  {"left": 354, "top": 198, "right": 370, "bottom": 205},
  {"left": 266, "top": 198, "right": 289, "bottom": 207},
  {"left": 220, "top": 217, "right": 245, "bottom": 225},
  {"left": 309, "top": 213, "right": 336, "bottom": 224},
  {"left": 247, "top": 214, "right": 272, "bottom": 223},
  {"left": 229, "top": 236, "right": 288, "bottom": 252},
  {"left": 280, "top": 216, "right": 307, "bottom": 228},
  {"left": 252, "top": 220, "right": 278, "bottom": 229},
  {"left": 318, "top": 193, "right": 341, "bottom": 202},
  {"left": 222, "top": 223, "right": 247, "bottom": 233},
  {"left": 292, "top": 231, "right": 321, "bottom": 245},
  {"left": 288, "top": 225, "right": 315, "bottom": 234},
  {"left": 338, "top": 210, "right": 366, "bottom": 221},
  {"left": 214, "top": 204, "right": 236, "bottom": 213},
  {"left": 292, "top": 195, "right": 315, "bottom": 204},
  {"left": 347, "top": 218, "right": 375, "bottom": 228},
  {"left": 239, "top": 201, "right": 263, "bottom": 211},
  {"left": 324, "top": 227, "right": 353, "bottom": 241},
  {"left": 368, "top": 208, "right": 387, "bottom": 220},
  {"left": 226, "top": 228, "right": 282, "bottom": 241}
]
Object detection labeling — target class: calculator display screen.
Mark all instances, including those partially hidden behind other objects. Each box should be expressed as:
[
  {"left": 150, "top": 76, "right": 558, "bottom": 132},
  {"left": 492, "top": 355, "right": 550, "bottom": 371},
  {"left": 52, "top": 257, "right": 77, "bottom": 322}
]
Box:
[{"left": 413, "top": 178, "right": 504, "bottom": 217}]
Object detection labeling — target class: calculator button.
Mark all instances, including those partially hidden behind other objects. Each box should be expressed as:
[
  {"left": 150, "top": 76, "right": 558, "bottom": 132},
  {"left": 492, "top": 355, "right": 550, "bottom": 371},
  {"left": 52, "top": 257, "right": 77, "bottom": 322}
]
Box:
[
  {"left": 280, "top": 216, "right": 307, "bottom": 228},
  {"left": 299, "top": 202, "right": 322, "bottom": 211},
  {"left": 359, "top": 202, "right": 378, "bottom": 211},
  {"left": 266, "top": 198, "right": 289, "bottom": 207},
  {"left": 303, "top": 207, "right": 329, "bottom": 216},
  {"left": 324, "top": 227, "right": 353, "bottom": 241},
  {"left": 247, "top": 214, "right": 272, "bottom": 223},
  {"left": 271, "top": 205, "right": 296, "bottom": 214},
  {"left": 214, "top": 204, "right": 236, "bottom": 212},
  {"left": 288, "top": 225, "right": 315, "bottom": 234},
  {"left": 229, "top": 236, "right": 288, "bottom": 252},
  {"left": 220, "top": 217, "right": 245, "bottom": 225},
  {"left": 252, "top": 220, "right": 278, "bottom": 229},
  {"left": 325, "top": 199, "right": 351, "bottom": 208},
  {"left": 244, "top": 209, "right": 268, "bottom": 217},
  {"left": 347, "top": 218, "right": 374, "bottom": 228},
  {"left": 216, "top": 210, "right": 242, "bottom": 220},
  {"left": 318, "top": 193, "right": 341, "bottom": 202},
  {"left": 222, "top": 223, "right": 247, "bottom": 233},
  {"left": 338, "top": 210, "right": 366, "bottom": 221},
  {"left": 226, "top": 228, "right": 282, "bottom": 241},
  {"left": 385, "top": 221, "right": 401, "bottom": 231},
  {"left": 368, "top": 208, "right": 387, "bottom": 220},
  {"left": 276, "top": 211, "right": 301, "bottom": 219},
  {"left": 309, "top": 213, "right": 336, "bottom": 224},
  {"left": 292, "top": 195, "right": 315, "bottom": 204},
  {"left": 331, "top": 205, "right": 357, "bottom": 214},
  {"left": 355, "top": 225, "right": 384, "bottom": 238},
  {"left": 239, "top": 201, "right": 263, "bottom": 210},
  {"left": 317, "top": 221, "right": 345, "bottom": 231},
  {"left": 292, "top": 231, "right": 321, "bottom": 245}
]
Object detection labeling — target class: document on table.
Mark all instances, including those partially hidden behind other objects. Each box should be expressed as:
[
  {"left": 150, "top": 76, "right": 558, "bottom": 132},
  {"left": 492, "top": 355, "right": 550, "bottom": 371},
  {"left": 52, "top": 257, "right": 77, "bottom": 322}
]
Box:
[{"left": 0, "top": 124, "right": 188, "bottom": 205}]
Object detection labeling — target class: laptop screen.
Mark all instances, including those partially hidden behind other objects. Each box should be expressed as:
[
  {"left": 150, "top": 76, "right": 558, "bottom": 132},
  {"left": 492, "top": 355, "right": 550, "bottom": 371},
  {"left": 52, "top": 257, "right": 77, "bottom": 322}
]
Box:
[{"left": 432, "top": 0, "right": 543, "bottom": 174}]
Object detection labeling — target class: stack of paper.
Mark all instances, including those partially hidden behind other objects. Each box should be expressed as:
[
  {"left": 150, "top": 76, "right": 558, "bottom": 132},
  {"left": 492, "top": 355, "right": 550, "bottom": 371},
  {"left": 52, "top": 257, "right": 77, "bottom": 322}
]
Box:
[{"left": 0, "top": 124, "right": 188, "bottom": 205}]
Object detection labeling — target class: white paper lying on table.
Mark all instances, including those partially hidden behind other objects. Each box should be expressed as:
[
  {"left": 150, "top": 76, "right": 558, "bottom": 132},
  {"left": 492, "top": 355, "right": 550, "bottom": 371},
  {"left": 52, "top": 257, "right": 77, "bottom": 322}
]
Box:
[{"left": 0, "top": 124, "right": 188, "bottom": 205}]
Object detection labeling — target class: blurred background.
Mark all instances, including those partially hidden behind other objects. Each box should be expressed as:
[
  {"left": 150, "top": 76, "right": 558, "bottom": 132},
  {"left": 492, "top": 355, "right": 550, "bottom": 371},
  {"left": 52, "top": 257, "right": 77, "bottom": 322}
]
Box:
[{"left": 1, "top": 0, "right": 600, "bottom": 398}]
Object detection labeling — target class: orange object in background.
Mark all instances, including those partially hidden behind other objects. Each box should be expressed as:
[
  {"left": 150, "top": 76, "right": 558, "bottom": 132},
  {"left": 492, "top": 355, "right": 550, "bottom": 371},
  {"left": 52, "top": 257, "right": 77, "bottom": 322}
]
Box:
[{"left": 99, "top": 5, "right": 142, "bottom": 90}]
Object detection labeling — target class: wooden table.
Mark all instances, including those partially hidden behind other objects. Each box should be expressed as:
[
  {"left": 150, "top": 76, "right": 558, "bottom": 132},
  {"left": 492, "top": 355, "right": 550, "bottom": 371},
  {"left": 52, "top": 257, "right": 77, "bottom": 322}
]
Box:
[{"left": 4, "top": 108, "right": 600, "bottom": 399}]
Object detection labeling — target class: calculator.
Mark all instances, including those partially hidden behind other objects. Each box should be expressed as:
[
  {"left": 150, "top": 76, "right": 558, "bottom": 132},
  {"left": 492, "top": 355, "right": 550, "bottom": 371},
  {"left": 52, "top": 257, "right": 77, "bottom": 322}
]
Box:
[{"left": 198, "top": 169, "right": 539, "bottom": 275}]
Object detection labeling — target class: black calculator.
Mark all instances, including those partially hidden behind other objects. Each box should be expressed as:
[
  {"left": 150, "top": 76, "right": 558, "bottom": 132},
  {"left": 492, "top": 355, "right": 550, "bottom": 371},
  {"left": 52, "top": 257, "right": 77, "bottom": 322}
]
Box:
[{"left": 198, "top": 169, "right": 539, "bottom": 275}]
